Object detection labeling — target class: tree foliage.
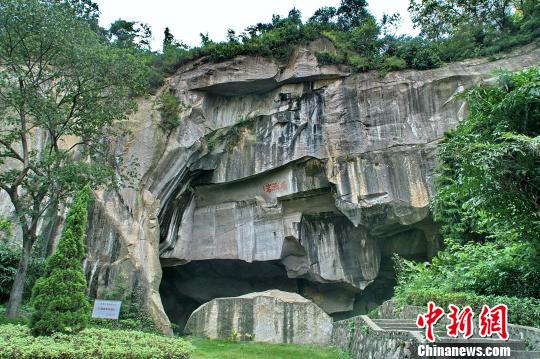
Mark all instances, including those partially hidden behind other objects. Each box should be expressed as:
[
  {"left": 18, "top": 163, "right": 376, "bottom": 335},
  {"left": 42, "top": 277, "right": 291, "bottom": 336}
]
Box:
[
  {"left": 30, "top": 186, "right": 91, "bottom": 336},
  {"left": 432, "top": 68, "right": 540, "bottom": 246},
  {"left": 0, "top": 243, "right": 19, "bottom": 303},
  {"left": 0, "top": 0, "right": 148, "bottom": 317},
  {"left": 109, "top": 19, "right": 152, "bottom": 50},
  {"left": 409, "top": 0, "right": 515, "bottom": 39},
  {"left": 158, "top": 90, "right": 183, "bottom": 131},
  {"left": 394, "top": 68, "right": 540, "bottom": 314},
  {"left": 153, "top": 0, "right": 539, "bottom": 77}
]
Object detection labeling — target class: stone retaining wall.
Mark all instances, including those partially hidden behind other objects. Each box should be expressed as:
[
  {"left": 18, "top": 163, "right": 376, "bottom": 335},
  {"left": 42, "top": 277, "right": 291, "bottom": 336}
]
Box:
[{"left": 331, "top": 315, "right": 422, "bottom": 359}]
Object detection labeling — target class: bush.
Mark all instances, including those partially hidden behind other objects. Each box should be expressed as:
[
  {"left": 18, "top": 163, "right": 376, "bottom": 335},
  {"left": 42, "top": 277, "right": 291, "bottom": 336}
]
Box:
[
  {"left": 380, "top": 56, "right": 407, "bottom": 73},
  {"left": 90, "top": 281, "right": 158, "bottom": 333},
  {"left": 0, "top": 304, "right": 29, "bottom": 326},
  {"left": 411, "top": 47, "right": 442, "bottom": 70},
  {"left": 315, "top": 51, "right": 344, "bottom": 66},
  {"left": 0, "top": 218, "right": 11, "bottom": 243},
  {"left": 0, "top": 324, "right": 193, "bottom": 358},
  {"left": 0, "top": 243, "right": 19, "bottom": 303},
  {"left": 1, "top": 241, "right": 46, "bottom": 304},
  {"left": 30, "top": 186, "right": 92, "bottom": 336},
  {"left": 158, "top": 91, "right": 182, "bottom": 131}
]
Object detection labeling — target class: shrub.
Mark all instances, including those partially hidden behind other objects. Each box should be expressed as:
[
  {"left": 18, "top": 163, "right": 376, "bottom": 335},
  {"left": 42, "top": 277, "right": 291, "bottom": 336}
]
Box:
[
  {"left": 380, "top": 56, "right": 407, "bottom": 73},
  {"left": 315, "top": 51, "right": 344, "bottom": 66},
  {"left": 1, "top": 241, "right": 46, "bottom": 305},
  {"left": 158, "top": 91, "right": 182, "bottom": 131},
  {"left": 30, "top": 186, "right": 92, "bottom": 336},
  {"left": 0, "top": 324, "right": 193, "bottom": 358},
  {"left": 411, "top": 47, "right": 442, "bottom": 70},
  {"left": 90, "top": 281, "right": 158, "bottom": 333},
  {"left": 0, "top": 243, "right": 19, "bottom": 303},
  {"left": 0, "top": 218, "right": 11, "bottom": 243}
]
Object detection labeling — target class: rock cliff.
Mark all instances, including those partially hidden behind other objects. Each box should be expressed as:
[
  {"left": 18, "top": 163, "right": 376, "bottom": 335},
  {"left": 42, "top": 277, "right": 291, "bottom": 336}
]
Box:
[{"left": 4, "top": 40, "right": 539, "bottom": 334}]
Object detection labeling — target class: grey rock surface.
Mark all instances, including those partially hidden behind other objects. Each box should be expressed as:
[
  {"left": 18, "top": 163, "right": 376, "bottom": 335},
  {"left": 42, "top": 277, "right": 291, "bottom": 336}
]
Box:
[{"left": 184, "top": 290, "right": 333, "bottom": 344}]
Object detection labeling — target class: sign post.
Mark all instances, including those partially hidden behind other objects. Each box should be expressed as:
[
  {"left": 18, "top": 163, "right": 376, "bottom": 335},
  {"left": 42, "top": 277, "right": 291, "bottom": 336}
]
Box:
[{"left": 91, "top": 299, "right": 122, "bottom": 320}]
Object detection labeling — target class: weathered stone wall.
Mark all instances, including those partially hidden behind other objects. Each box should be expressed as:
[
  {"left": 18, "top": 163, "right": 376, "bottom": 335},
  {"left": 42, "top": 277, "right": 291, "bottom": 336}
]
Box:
[{"left": 331, "top": 315, "right": 421, "bottom": 359}]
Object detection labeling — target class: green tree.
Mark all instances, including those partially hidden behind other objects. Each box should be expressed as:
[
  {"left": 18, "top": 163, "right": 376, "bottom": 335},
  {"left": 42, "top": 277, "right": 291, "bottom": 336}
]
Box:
[
  {"left": 0, "top": 217, "right": 11, "bottom": 243},
  {"left": 336, "top": 0, "right": 370, "bottom": 30},
  {"left": 409, "top": 0, "right": 516, "bottom": 39},
  {"left": 308, "top": 6, "right": 337, "bottom": 24},
  {"left": 30, "top": 185, "right": 92, "bottom": 336},
  {"left": 432, "top": 68, "right": 540, "bottom": 247},
  {"left": 395, "top": 68, "right": 540, "bottom": 308},
  {"left": 63, "top": 0, "right": 101, "bottom": 22},
  {"left": 163, "top": 27, "right": 174, "bottom": 50},
  {"left": 348, "top": 16, "right": 381, "bottom": 59},
  {"left": 109, "top": 19, "right": 152, "bottom": 49},
  {"left": 0, "top": 0, "right": 148, "bottom": 317}
]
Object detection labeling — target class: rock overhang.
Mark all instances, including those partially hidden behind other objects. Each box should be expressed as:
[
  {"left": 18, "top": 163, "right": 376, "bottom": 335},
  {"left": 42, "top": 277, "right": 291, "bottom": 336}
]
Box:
[{"left": 75, "top": 41, "right": 540, "bottom": 333}]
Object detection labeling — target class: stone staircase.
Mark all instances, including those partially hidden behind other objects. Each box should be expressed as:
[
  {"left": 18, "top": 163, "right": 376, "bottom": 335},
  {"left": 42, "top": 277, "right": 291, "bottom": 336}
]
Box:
[{"left": 371, "top": 318, "right": 540, "bottom": 358}]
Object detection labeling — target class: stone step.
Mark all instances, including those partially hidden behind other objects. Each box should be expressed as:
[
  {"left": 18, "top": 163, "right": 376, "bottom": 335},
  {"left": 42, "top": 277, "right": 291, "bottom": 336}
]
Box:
[
  {"left": 371, "top": 318, "right": 538, "bottom": 356},
  {"left": 428, "top": 349, "right": 538, "bottom": 359},
  {"left": 374, "top": 323, "right": 421, "bottom": 330},
  {"left": 512, "top": 351, "right": 540, "bottom": 359},
  {"left": 436, "top": 337, "right": 527, "bottom": 350},
  {"left": 372, "top": 319, "right": 416, "bottom": 324},
  {"left": 379, "top": 326, "right": 422, "bottom": 331}
]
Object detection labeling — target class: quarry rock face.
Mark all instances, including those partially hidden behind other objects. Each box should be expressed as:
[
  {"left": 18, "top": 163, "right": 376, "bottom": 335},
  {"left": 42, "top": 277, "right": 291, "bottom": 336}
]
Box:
[
  {"left": 184, "top": 290, "right": 333, "bottom": 344},
  {"left": 2, "top": 41, "right": 539, "bottom": 334}
]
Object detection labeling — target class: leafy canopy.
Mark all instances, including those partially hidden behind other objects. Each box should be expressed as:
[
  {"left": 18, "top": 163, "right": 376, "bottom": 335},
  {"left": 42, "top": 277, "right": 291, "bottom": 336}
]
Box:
[
  {"left": 0, "top": 0, "right": 149, "bottom": 317},
  {"left": 394, "top": 68, "right": 540, "bottom": 319}
]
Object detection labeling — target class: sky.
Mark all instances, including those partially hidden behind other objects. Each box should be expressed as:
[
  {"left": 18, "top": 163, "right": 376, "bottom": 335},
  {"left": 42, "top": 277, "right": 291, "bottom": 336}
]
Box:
[{"left": 94, "top": 0, "right": 418, "bottom": 51}]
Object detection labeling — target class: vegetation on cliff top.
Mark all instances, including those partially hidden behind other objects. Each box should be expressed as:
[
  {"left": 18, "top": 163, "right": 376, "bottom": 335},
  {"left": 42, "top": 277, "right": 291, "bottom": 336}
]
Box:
[
  {"left": 154, "top": 0, "right": 540, "bottom": 77},
  {"left": 394, "top": 67, "right": 540, "bottom": 327},
  {"left": 62, "top": 0, "right": 540, "bottom": 89}
]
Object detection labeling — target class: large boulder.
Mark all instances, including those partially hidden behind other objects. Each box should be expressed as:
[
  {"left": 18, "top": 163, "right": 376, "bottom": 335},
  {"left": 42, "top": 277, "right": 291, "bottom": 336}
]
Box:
[{"left": 184, "top": 290, "right": 333, "bottom": 344}]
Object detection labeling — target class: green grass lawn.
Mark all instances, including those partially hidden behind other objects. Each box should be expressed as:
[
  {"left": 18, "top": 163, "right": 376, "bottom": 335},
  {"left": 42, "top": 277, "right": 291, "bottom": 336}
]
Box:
[
  {"left": 188, "top": 337, "right": 347, "bottom": 359},
  {"left": 0, "top": 306, "right": 347, "bottom": 358}
]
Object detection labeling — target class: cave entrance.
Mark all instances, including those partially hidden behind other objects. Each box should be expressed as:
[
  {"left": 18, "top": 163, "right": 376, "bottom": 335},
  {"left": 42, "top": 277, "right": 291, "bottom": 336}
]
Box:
[
  {"left": 159, "top": 257, "right": 403, "bottom": 333},
  {"left": 159, "top": 259, "right": 298, "bottom": 333}
]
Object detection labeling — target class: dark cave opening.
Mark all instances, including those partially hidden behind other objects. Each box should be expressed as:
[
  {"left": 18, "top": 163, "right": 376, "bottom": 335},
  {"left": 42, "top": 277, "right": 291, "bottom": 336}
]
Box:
[
  {"left": 159, "top": 256, "right": 403, "bottom": 333},
  {"left": 159, "top": 259, "right": 299, "bottom": 333}
]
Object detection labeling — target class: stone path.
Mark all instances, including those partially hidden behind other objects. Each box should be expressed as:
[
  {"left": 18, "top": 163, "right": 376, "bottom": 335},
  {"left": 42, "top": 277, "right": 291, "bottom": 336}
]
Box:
[{"left": 371, "top": 318, "right": 540, "bottom": 358}]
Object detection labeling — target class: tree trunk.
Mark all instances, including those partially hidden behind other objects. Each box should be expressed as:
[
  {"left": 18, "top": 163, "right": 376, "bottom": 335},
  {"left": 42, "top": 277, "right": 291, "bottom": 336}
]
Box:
[{"left": 5, "top": 238, "right": 33, "bottom": 317}]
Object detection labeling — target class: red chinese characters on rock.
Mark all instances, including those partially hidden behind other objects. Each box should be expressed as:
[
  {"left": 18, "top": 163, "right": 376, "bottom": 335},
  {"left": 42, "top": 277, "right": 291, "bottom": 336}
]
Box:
[
  {"left": 416, "top": 301, "right": 445, "bottom": 342},
  {"left": 416, "top": 302, "right": 509, "bottom": 342},
  {"left": 263, "top": 181, "right": 287, "bottom": 193}
]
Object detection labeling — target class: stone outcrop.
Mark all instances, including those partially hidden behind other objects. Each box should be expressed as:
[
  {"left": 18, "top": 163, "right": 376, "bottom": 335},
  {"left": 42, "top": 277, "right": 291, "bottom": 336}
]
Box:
[
  {"left": 184, "top": 290, "right": 333, "bottom": 344},
  {"left": 154, "top": 42, "right": 540, "bottom": 331},
  {"left": 2, "top": 40, "right": 539, "bottom": 334}
]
